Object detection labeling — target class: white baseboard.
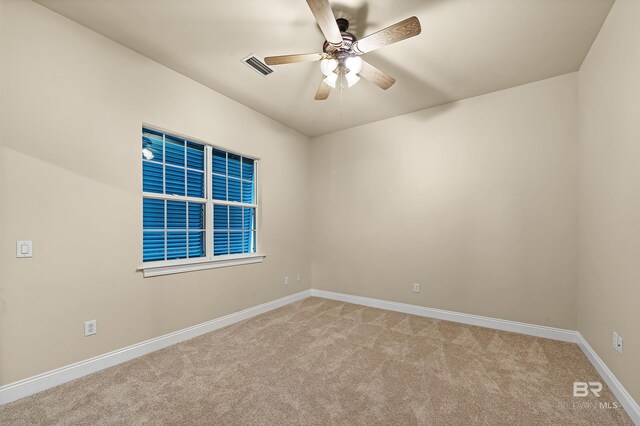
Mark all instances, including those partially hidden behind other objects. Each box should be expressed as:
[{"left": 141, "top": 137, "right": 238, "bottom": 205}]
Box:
[
  {"left": 310, "top": 289, "right": 579, "bottom": 342},
  {"left": 578, "top": 333, "right": 640, "bottom": 425},
  {"left": 3, "top": 288, "right": 638, "bottom": 425},
  {"left": 0, "top": 290, "right": 312, "bottom": 405}
]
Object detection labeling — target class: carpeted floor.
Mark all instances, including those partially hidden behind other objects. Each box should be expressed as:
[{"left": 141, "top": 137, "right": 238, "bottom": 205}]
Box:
[{"left": 0, "top": 297, "right": 632, "bottom": 425}]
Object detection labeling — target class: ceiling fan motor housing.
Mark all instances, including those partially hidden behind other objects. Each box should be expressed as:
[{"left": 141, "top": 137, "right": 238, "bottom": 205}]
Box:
[{"left": 323, "top": 31, "right": 356, "bottom": 53}]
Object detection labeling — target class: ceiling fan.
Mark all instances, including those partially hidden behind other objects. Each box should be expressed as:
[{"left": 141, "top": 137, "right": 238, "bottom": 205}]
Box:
[{"left": 264, "top": 0, "right": 421, "bottom": 100}]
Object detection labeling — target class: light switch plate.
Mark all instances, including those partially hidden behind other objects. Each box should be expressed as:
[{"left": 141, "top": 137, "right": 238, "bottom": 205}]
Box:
[{"left": 16, "top": 241, "right": 32, "bottom": 258}]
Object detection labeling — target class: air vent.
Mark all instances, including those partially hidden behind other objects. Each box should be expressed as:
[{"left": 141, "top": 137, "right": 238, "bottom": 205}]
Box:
[{"left": 242, "top": 55, "right": 274, "bottom": 76}]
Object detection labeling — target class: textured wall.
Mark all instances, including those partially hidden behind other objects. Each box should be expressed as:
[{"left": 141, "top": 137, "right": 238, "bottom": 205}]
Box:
[
  {"left": 0, "top": 0, "right": 311, "bottom": 386},
  {"left": 578, "top": 0, "right": 640, "bottom": 404},
  {"left": 310, "top": 73, "right": 579, "bottom": 330}
]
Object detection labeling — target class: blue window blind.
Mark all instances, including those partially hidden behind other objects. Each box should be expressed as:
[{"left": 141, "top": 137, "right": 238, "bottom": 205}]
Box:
[
  {"left": 142, "top": 129, "right": 206, "bottom": 262},
  {"left": 211, "top": 149, "right": 256, "bottom": 256},
  {"left": 142, "top": 127, "right": 257, "bottom": 263},
  {"left": 143, "top": 200, "right": 205, "bottom": 262}
]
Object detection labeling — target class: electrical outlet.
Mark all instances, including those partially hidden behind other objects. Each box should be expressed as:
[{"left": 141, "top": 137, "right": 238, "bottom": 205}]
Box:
[
  {"left": 284, "top": 276, "right": 289, "bottom": 285},
  {"left": 617, "top": 335, "right": 623, "bottom": 354},
  {"left": 296, "top": 273, "right": 301, "bottom": 282},
  {"left": 613, "top": 331, "right": 618, "bottom": 350},
  {"left": 413, "top": 283, "right": 420, "bottom": 293},
  {"left": 84, "top": 320, "right": 97, "bottom": 336}
]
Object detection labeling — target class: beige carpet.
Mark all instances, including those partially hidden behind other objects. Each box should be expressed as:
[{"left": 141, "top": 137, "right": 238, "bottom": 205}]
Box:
[{"left": 0, "top": 297, "right": 632, "bottom": 425}]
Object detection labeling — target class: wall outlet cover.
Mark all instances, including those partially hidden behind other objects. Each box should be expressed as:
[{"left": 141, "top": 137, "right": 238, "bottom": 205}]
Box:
[
  {"left": 84, "top": 320, "right": 97, "bottom": 336},
  {"left": 617, "top": 335, "right": 623, "bottom": 354}
]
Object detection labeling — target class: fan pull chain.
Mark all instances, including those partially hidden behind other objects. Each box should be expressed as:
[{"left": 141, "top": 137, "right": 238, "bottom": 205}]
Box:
[{"left": 339, "top": 72, "right": 344, "bottom": 128}]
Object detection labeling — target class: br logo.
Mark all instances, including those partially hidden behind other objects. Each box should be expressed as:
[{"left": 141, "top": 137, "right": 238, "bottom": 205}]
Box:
[{"left": 573, "top": 381, "right": 602, "bottom": 397}]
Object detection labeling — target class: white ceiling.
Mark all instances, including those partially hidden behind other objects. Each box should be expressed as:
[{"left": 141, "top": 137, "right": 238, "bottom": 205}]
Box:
[{"left": 34, "top": 0, "right": 613, "bottom": 137}]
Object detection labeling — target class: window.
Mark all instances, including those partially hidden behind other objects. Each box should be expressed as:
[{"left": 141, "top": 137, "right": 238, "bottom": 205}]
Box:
[{"left": 141, "top": 128, "right": 262, "bottom": 277}]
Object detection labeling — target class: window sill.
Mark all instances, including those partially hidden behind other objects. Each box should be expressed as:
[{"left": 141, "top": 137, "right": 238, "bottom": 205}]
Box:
[{"left": 140, "top": 254, "right": 266, "bottom": 278}]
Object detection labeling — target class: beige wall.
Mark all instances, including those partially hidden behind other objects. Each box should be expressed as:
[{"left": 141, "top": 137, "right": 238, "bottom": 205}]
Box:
[
  {"left": 578, "top": 0, "right": 640, "bottom": 403},
  {"left": 310, "top": 73, "right": 579, "bottom": 330},
  {"left": 0, "top": 0, "right": 311, "bottom": 386},
  {"left": 2, "top": 0, "right": 637, "bottom": 407}
]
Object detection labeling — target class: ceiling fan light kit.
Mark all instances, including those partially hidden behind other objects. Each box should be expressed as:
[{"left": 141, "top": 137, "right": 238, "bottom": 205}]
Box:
[
  {"left": 319, "top": 55, "right": 362, "bottom": 89},
  {"left": 264, "top": 0, "right": 421, "bottom": 100},
  {"left": 320, "top": 58, "right": 338, "bottom": 76}
]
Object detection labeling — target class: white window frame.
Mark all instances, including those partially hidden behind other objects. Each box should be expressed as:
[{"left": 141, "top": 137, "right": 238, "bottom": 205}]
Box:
[{"left": 139, "top": 127, "right": 264, "bottom": 278}]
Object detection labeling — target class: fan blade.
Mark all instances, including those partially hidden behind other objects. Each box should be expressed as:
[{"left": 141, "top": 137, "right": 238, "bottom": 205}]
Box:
[
  {"left": 314, "top": 80, "right": 332, "bottom": 100},
  {"left": 358, "top": 61, "right": 396, "bottom": 90},
  {"left": 351, "top": 16, "right": 421, "bottom": 54},
  {"left": 306, "top": 0, "right": 343, "bottom": 49},
  {"left": 264, "top": 53, "right": 326, "bottom": 65}
]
